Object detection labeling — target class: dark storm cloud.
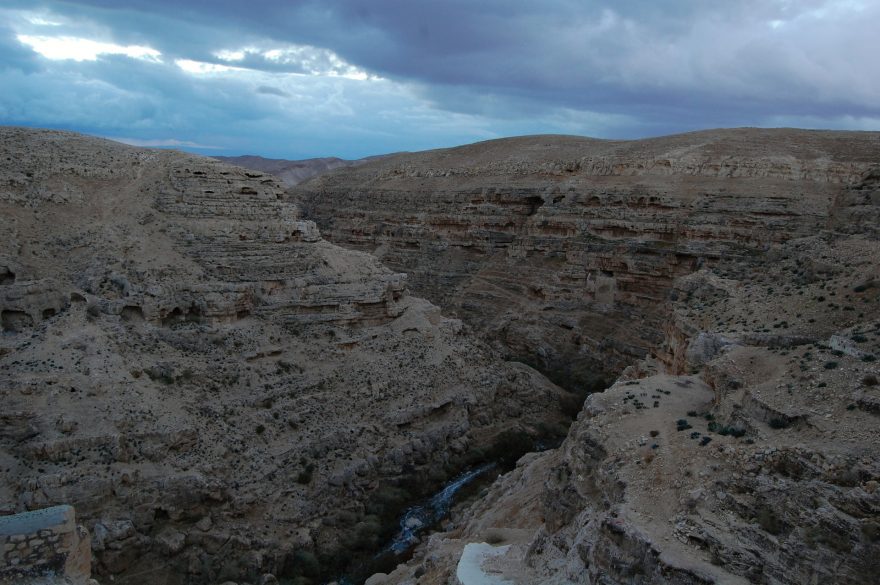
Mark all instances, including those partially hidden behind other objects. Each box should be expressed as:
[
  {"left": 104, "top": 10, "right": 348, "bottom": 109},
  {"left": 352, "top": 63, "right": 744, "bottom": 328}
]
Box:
[
  {"left": 0, "top": 23, "right": 40, "bottom": 72},
  {"left": 0, "top": 1, "right": 878, "bottom": 157}
]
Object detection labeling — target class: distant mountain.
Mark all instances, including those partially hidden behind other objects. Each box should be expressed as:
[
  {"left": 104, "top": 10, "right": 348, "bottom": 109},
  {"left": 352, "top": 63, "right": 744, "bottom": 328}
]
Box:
[{"left": 212, "top": 153, "right": 392, "bottom": 186}]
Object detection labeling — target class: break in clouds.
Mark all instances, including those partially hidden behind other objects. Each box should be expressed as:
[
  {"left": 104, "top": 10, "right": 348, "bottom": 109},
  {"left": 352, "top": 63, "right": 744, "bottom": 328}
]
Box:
[{"left": 0, "top": 0, "right": 878, "bottom": 158}]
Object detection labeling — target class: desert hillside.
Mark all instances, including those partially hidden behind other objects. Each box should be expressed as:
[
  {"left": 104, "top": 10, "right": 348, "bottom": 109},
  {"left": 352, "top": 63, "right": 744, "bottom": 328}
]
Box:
[
  {"left": 0, "top": 127, "right": 569, "bottom": 584},
  {"left": 213, "top": 154, "right": 390, "bottom": 187}
]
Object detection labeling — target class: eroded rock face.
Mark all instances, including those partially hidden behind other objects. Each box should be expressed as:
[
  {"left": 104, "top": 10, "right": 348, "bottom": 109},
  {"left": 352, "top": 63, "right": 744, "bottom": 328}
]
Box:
[
  {"left": 370, "top": 233, "right": 880, "bottom": 585},
  {"left": 0, "top": 128, "right": 569, "bottom": 584},
  {"left": 295, "top": 129, "right": 880, "bottom": 390}
]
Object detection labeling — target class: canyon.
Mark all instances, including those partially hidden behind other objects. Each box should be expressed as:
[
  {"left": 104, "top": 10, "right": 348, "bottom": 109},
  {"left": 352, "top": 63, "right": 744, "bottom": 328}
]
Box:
[{"left": 1, "top": 126, "right": 879, "bottom": 585}]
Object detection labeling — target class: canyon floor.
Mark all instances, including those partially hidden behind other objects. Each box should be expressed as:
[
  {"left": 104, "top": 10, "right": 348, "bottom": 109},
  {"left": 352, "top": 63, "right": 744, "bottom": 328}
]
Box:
[{"left": 2, "top": 127, "right": 879, "bottom": 585}]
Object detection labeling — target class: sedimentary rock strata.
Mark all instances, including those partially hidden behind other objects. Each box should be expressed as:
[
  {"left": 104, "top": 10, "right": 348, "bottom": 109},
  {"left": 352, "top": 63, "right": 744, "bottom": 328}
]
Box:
[
  {"left": 296, "top": 129, "right": 880, "bottom": 391},
  {"left": 0, "top": 128, "right": 568, "bottom": 584}
]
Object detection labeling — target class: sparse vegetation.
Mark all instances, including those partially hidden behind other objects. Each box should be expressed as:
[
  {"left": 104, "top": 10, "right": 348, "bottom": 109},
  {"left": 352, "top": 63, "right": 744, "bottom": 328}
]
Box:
[
  {"left": 297, "top": 463, "right": 315, "bottom": 484},
  {"left": 769, "top": 418, "right": 789, "bottom": 429}
]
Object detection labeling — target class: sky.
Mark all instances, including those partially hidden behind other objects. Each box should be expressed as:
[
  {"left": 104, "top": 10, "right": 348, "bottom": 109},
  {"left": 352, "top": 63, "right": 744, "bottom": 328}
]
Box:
[{"left": 1, "top": 1, "right": 878, "bottom": 159}]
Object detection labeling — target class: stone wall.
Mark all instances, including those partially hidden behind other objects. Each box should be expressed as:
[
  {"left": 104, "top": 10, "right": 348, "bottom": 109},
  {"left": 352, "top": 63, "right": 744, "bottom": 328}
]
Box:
[{"left": 0, "top": 505, "right": 91, "bottom": 584}]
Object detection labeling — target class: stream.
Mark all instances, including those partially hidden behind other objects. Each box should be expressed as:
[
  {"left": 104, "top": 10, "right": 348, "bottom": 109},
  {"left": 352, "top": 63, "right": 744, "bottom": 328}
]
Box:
[
  {"left": 383, "top": 462, "right": 497, "bottom": 555},
  {"left": 335, "top": 436, "right": 564, "bottom": 583},
  {"left": 335, "top": 462, "right": 498, "bottom": 584}
]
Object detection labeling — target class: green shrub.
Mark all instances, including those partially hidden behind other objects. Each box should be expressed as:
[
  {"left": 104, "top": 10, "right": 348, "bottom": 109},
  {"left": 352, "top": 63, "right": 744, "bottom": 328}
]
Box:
[
  {"left": 285, "top": 550, "right": 321, "bottom": 580},
  {"left": 485, "top": 530, "right": 506, "bottom": 545}
]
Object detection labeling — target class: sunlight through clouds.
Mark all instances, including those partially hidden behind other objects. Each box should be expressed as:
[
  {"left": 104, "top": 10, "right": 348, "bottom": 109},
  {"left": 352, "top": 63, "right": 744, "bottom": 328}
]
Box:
[
  {"left": 174, "top": 59, "right": 241, "bottom": 74},
  {"left": 212, "top": 44, "right": 381, "bottom": 80},
  {"left": 16, "top": 34, "right": 161, "bottom": 62}
]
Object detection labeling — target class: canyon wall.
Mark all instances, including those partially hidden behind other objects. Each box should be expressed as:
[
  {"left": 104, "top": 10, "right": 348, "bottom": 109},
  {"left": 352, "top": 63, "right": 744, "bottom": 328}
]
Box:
[
  {"left": 370, "top": 225, "right": 880, "bottom": 585},
  {"left": 0, "top": 128, "right": 568, "bottom": 584},
  {"left": 296, "top": 129, "right": 880, "bottom": 390}
]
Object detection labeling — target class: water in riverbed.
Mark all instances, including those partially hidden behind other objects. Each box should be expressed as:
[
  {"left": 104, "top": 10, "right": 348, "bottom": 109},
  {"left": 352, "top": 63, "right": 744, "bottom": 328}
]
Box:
[{"left": 383, "top": 462, "right": 497, "bottom": 555}]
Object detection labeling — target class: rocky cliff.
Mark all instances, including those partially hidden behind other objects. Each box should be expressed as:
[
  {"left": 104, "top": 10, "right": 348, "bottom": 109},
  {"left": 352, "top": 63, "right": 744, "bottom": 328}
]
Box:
[
  {"left": 296, "top": 129, "right": 880, "bottom": 392},
  {"left": 0, "top": 128, "right": 568, "bottom": 584},
  {"left": 367, "top": 227, "right": 880, "bottom": 585}
]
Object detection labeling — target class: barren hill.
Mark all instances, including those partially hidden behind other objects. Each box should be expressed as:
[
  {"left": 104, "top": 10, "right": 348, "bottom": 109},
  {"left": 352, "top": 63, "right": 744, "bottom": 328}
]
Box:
[{"left": 0, "top": 127, "right": 568, "bottom": 584}]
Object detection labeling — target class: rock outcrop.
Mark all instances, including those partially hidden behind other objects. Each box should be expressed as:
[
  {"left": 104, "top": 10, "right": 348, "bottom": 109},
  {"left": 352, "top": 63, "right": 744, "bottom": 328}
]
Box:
[
  {"left": 296, "top": 129, "right": 880, "bottom": 391},
  {"left": 0, "top": 127, "right": 569, "bottom": 584}
]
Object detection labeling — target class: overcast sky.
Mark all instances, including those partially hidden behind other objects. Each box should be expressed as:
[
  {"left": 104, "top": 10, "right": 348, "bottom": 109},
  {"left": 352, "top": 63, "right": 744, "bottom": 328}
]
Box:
[{"left": 1, "top": 1, "right": 878, "bottom": 159}]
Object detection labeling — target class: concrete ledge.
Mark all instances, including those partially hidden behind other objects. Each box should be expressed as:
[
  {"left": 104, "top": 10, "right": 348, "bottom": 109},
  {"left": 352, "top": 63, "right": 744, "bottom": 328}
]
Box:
[{"left": 0, "top": 505, "right": 74, "bottom": 537}]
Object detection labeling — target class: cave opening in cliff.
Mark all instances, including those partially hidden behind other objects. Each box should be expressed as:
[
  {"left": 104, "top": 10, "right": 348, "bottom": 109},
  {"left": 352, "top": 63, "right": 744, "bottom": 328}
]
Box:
[
  {"left": 0, "top": 267, "right": 14, "bottom": 285},
  {"left": 1, "top": 309, "right": 33, "bottom": 332},
  {"left": 524, "top": 195, "right": 544, "bottom": 216}
]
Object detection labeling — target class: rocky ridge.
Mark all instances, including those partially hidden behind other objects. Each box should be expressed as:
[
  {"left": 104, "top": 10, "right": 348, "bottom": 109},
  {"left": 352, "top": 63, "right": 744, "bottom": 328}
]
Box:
[{"left": 0, "top": 127, "right": 568, "bottom": 584}]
